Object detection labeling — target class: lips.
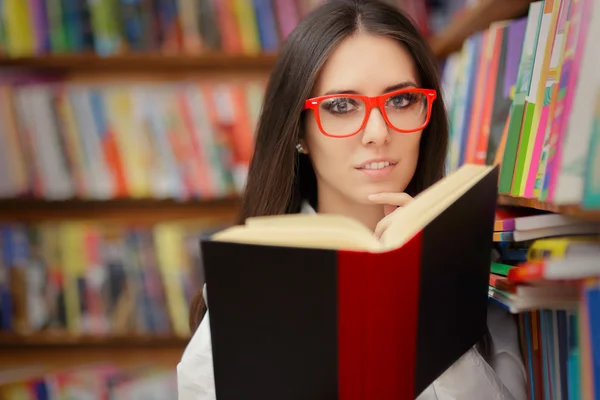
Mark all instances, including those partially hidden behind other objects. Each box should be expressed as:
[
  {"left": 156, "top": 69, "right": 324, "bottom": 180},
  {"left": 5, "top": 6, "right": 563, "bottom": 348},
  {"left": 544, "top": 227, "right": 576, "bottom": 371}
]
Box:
[
  {"left": 355, "top": 159, "right": 398, "bottom": 179},
  {"left": 356, "top": 160, "right": 398, "bottom": 170}
]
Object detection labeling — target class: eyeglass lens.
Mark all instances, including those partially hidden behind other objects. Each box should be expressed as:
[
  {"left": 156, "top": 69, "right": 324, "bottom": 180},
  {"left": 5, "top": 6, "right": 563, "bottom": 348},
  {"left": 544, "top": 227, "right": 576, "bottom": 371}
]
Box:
[{"left": 317, "top": 91, "right": 429, "bottom": 136}]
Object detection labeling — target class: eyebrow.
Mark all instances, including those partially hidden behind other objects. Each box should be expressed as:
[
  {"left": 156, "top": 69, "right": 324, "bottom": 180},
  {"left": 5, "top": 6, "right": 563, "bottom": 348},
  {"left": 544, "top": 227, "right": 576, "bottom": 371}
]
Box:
[{"left": 323, "top": 81, "right": 418, "bottom": 96}]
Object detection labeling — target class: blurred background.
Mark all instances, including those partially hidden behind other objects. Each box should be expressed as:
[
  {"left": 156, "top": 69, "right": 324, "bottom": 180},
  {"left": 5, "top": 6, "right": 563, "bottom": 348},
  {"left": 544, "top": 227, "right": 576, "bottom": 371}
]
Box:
[{"left": 1, "top": 0, "right": 599, "bottom": 398}]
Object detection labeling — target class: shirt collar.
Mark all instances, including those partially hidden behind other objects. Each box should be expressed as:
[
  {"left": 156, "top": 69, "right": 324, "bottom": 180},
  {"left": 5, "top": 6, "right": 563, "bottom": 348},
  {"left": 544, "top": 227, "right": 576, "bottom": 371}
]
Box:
[{"left": 300, "top": 200, "right": 316, "bottom": 215}]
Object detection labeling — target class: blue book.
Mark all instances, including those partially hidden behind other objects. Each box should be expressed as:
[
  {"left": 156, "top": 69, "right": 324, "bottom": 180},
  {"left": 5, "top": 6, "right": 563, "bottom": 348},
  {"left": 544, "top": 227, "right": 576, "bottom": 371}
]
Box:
[
  {"left": 567, "top": 310, "right": 581, "bottom": 400},
  {"left": 584, "top": 282, "right": 600, "bottom": 399},
  {"left": 458, "top": 33, "right": 483, "bottom": 167},
  {"left": 525, "top": 312, "right": 537, "bottom": 400},
  {"left": 556, "top": 310, "right": 569, "bottom": 400},
  {"left": 252, "top": 0, "right": 279, "bottom": 53},
  {"left": 541, "top": 310, "right": 551, "bottom": 400}
]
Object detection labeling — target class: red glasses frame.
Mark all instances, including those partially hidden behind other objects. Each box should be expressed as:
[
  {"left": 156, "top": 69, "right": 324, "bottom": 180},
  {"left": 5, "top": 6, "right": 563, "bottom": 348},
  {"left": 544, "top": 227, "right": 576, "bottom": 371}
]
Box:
[{"left": 303, "top": 88, "right": 437, "bottom": 138}]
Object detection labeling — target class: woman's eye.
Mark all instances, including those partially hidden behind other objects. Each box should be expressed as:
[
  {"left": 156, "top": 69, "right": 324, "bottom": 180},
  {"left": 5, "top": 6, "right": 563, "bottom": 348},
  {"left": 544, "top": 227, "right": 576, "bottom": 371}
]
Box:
[
  {"left": 387, "top": 93, "right": 414, "bottom": 109},
  {"left": 322, "top": 98, "right": 359, "bottom": 114}
]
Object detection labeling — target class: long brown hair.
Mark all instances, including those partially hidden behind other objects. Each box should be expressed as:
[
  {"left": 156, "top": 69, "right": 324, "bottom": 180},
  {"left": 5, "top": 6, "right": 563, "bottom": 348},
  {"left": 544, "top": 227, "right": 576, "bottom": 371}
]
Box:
[
  {"left": 191, "top": 0, "right": 450, "bottom": 334},
  {"left": 239, "top": 0, "right": 448, "bottom": 222}
]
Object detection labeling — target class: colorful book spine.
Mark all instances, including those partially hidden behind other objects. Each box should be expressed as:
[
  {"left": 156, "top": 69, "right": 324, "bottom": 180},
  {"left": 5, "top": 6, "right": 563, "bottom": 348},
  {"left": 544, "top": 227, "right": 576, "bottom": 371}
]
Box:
[
  {"left": 511, "top": 0, "right": 561, "bottom": 197},
  {"left": 582, "top": 90, "right": 600, "bottom": 208},
  {"left": 0, "top": 78, "right": 264, "bottom": 201},
  {"left": 541, "top": 0, "right": 586, "bottom": 201},
  {"left": 528, "top": 0, "right": 572, "bottom": 198},
  {"left": 498, "top": 1, "right": 543, "bottom": 193},
  {"left": 553, "top": 0, "right": 600, "bottom": 205},
  {"left": 546, "top": 0, "right": 595, "bottom": 202}
]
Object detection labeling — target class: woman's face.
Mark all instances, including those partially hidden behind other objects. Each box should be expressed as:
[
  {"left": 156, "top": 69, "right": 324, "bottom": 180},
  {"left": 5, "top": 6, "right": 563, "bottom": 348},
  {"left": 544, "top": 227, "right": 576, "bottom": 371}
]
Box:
[{"left": 303, "top": 33, "right": 423, "bottom": 207}]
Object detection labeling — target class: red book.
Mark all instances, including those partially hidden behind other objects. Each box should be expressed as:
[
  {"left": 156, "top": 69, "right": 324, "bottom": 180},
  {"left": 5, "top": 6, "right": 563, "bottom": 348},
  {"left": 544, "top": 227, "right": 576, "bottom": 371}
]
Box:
[{"left": 201, "top": 164, "right": 498, "bottom": 399}]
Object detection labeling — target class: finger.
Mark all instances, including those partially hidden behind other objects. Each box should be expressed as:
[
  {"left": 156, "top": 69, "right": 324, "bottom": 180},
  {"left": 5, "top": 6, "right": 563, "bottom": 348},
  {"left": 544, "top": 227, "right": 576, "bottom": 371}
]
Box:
[
  {"left": 374, "top": 212, "right": 395, "bottom": 239},
  {"left": 368, "top": 192, "right": 413, "bottom": 207},
  {"left": 368, "top": 192, "right": 413, "bottom": 216}
]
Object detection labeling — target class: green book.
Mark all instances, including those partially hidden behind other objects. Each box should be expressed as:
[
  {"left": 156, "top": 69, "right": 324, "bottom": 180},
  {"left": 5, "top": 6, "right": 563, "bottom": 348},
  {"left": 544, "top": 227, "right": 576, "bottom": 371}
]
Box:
[
  {"left": 583, "top": 90, "right": 600, "bottom": 208},
  {"left": 511, "top": 0, "right": 560, "bottom": 196},
  {"left": 46, "top": 0, "right": 68, "bottom": 52},
  {"left": 499, "top": 1, "right": 544, "bottom": 193},
  {"left": 491, "top": 262, "right": 515, "bottom": 277},
  {"left": 88, "top": 0, "right": 123, "bottom": 56}
]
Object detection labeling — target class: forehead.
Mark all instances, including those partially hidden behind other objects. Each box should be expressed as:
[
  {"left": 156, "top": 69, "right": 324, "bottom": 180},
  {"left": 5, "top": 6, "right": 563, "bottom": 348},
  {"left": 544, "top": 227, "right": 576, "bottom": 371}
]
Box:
[{"left": 312, "top": 33, "right": 419, "bottom": 97}]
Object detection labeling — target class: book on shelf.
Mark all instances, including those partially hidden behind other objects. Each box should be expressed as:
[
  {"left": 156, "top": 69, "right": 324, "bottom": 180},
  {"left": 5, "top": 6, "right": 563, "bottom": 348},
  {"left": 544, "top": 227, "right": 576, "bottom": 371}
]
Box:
[
  {"left": 0, "top": 74, "right": 265, "bottom": 201},
  {"left": 492, "top": 209, "right": 600, "bottom": 242},
  {"left": 0, "top": 0, "right": 432, "bottom": 58},
  {"left": 0, "top": 363, "right": 176, "bottom": 400},
  {"left": 443, "top": 0, "right": 600, "bottom": 210},
  {"left": 0, "top": 217, "right": 231, "bottom": 339},
  {"left": 441, "top": 0, "right": 600, "bottom": 397},
  {"left": 488, "top": 233, "right": 600, "bottom": 399},
  {"left": 200, "top": 164, "right": 498, "bottom": 399}
]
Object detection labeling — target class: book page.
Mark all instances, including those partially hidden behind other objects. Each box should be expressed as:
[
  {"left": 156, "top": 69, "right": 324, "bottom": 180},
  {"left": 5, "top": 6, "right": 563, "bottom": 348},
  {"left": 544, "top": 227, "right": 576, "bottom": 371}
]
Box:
[
  {"left": 211, "top": 164, "right": 494, "bottom": 252},
  {"left": 211, "top": 223, "right": 381, "bottom": 251},
  {"left": 380, "top": 164, "right": 494, "bottom": 251}
]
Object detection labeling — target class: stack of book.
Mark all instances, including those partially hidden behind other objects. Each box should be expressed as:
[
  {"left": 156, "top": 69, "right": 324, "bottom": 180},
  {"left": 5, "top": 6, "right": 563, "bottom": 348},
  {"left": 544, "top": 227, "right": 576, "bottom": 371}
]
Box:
[
  {"left": 0, "top": 217, "right": 230, "bottom": 339},
  {"left": 0, "top": 75, "right": 265, "bottom": 200},
  {"left": 493, "top": 207, "right": 600, "bottom": 243},
  {"left": 443, "top": 0, "right": 600, "bottom": 209},
  {"left": 0, "top": 0, "right": 431, "bottom": 57},
  {"left": 0, "top": 363, "right": 176, "bottom": 399},
  {"left": 488, "top": 207, "right": 600, "bottom": 398}
]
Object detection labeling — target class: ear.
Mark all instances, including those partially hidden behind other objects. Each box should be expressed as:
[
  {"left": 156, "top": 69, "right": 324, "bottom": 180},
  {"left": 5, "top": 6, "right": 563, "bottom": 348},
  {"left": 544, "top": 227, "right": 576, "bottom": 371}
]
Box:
[{"left": 298, "top": 138, "right": 309, "bottom": 154}]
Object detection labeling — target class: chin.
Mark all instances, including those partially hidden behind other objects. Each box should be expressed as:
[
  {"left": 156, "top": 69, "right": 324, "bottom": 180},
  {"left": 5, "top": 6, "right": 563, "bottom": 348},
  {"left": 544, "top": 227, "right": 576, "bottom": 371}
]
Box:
[{"left": 366, "top": 180, "right": 408, "bottom": 195}]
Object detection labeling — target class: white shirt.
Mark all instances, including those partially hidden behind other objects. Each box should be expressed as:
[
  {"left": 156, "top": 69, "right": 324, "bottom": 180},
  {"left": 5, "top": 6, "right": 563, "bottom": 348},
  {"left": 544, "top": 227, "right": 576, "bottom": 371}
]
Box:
[{"left": 177, "top": 203, "right": 527, "bottom": 400}]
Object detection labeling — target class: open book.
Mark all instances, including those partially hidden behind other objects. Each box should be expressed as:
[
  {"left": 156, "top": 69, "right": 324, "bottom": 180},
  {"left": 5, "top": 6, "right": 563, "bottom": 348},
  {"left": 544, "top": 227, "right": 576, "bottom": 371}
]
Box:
[
  {"left": 214, "top": 164, "right": 498, "bottom": 251},
  {"left": 202, "top": 164, "right": 499, "bottom": 400}
]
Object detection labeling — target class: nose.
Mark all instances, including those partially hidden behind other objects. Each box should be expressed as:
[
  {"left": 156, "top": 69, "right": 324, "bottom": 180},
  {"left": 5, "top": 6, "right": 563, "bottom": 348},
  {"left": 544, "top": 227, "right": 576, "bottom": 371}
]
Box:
[{"left": 361, "top": 106, "right": 390, "bottom": 146}]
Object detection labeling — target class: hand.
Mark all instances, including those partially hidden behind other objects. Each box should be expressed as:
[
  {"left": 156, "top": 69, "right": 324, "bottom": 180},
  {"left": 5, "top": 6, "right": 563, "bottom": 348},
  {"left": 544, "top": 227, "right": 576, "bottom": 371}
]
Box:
[{"left": 368, "top": 192, "right": 414, "bottom": 240}]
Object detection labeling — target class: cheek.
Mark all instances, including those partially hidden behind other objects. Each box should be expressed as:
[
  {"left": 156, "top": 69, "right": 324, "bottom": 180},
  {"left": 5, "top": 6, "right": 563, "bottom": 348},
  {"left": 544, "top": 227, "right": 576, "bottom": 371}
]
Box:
[
  {"left": 390, "top": 132, "right": 422, "bottom": 185},
  {"left": 305, "top": 119, "right": 356, "bottom": 178},
  {"left": 306, "top": 121, "right": 345, "bottom": 166},
  {"left": 396, "top": 132, "right": 422, "bottom": 163}
]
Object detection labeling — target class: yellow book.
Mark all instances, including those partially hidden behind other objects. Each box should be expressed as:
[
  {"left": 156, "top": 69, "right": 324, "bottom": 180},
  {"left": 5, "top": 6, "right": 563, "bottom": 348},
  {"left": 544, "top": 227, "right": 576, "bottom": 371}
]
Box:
[
  {"left": 58, "top": 222, "right": 85, "bottom": 334},
  {"left": 57, "top": 89, "right": 88, "bottom": 197},
  {"left": 527, "top": 236, "right": 600, "bottom": 261},
  {"left": 104, "top": 88, "right": 150, "bottom": 198},
  {"left": 3, "top": 0, "right": 35, "bottom": 56},
  {"left": 154, "top": 223, "right": 191, "bottom": 338},
  {"left": 231, "top": 0, "right": 261, "bottom": 55},
  {"left": 0, "top": 86, "right": 29, "bottom": 194},
  {"left": 178, "top": 0, "right": 202, "bottom": 53}
]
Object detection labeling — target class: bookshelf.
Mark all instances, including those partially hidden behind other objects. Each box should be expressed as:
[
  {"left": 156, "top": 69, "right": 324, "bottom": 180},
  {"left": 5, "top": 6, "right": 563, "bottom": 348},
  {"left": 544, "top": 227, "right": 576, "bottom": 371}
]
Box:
[
  {"left": 0, "top": 198, "right": 239, "bottom": 222},
  {"left": 0, "top": 53, "right": 278, "bottom": 72},
  {"left": 0, "top": 332, "right": 188, "bottom": 348},
  {"left": 442, "top": 0, "right": 600, "bottom": 397},
  {"left": 428, "top": 0, "right": 535, "bottom": 59},
  {"left": 497, "top": 194, "right": 600, "bottom": 221},
  {"left": 0, "top": 0, "right": 595, "bottom": 397}
]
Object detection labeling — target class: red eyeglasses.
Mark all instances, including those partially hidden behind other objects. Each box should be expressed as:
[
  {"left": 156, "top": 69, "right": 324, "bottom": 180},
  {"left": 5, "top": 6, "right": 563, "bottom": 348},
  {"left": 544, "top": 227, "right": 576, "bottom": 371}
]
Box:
[{"left": 303, "top": 88, "right": 437, "bottom": 138}]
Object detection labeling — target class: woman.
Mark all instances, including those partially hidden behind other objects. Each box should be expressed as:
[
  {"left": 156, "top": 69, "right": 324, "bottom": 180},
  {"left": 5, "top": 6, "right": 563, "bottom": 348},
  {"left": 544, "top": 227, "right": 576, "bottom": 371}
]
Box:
[{"left": 178, "top": 0, "right": 527, "bottom": 399}]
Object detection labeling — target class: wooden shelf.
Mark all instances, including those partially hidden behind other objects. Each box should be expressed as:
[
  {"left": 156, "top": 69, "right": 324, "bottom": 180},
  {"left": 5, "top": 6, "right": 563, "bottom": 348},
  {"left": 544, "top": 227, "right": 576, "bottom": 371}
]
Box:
[
  {"left": 0, "top": 52, "right": 277, "bottom": 72},
  {"left": 0, "top": 0, "right": 541, "bottom": 74},
  {"left": 498, "top": 194, "right": 600, "bottom": 221},
  {"left": 0, "top": 197, "right": 239, "bottom": 222},
  {"left": 0, "top": 333, "right": 189, "bottom": 368},
  {"left": 428, "top": 0, "right": 534, "bottom": 60},
  {"left": 0, "top": 332, "right": 189, "bottom": 348}
]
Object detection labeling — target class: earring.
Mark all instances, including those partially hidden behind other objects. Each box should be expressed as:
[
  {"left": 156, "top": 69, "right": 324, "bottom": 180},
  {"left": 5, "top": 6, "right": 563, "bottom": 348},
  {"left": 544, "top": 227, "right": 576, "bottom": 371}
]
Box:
[{"left": 296, "top": 143, "right": 306, "bottom": 154}]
